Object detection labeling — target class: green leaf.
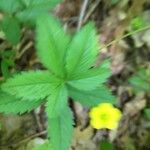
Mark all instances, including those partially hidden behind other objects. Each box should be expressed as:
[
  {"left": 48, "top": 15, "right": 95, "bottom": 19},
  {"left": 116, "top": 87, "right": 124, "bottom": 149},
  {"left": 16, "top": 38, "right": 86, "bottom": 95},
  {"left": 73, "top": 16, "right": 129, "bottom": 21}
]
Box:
[
  {"left": 70, "top": 59, "right": 111, "bottom": 79},
  {"left": 0, "top": 91, "right": 43, "bottom": 114},
  {"left": 100, "top": 141, "right": 114, "bottom": 150},
  {"left": 20, "top": 0, "right": 62, "bottom": 8},
  {"left": 129, "top": 76, "right": 150, "bottom": 90},
  {"left": 36, "top": 14, "right": 70, "bottom": 77},
  {"left": 0, "top": 0, "right": 23, "bottom": 13},
  {"left": 29, "top": 0, "right": 62, "bottom": 8},
  {"left": 68, "top": 75, "right": 102, "bottom": 91},
  {"left": 1, "top": 59, "right": 11, "bottom": 78},
  {"left": 19, "top": 0, "right": 31, "bottom": 7},
  {"left": 1, "top": 16, "right": 21, "bottom": 45},
  {"left": 68, "top": 85, "right": 115, "bottom": 107},
  {"left": 130, "top": 17, "right": 144, "bottom": 31},
  {"left": 17, "top": 0, "right": 62, "bottom": 25},
  {"left": 129, "top": 69, "right": 150, "bottom": 91},
  {"left": 111, "top": 0, "right": 120, "bottom": 5},
  {"left": 144, "top": 108, "right": 150, "bottom": 119},
  {"left": 47, "top": 106, "right": 74, "bottom": 150},
  {"left": 67, "top": 60, "right": 111, "bottom": 91},
  {"left": 0, "top": 50, "right": 15, "bottom": 58},
  {"left": 2, "top": 71, "right": 61, "bottom": 101},
  {"left": 46, "top": 85, "right": 68, "bottom": 118},
  {"left": 66, "top": 22, "right": 99, "bottom": 77}
]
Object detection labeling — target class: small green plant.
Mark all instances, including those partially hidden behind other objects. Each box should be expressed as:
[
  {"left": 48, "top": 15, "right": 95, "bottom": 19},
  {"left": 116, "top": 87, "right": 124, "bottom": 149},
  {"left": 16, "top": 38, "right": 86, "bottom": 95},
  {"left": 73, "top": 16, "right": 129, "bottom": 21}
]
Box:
[
  {"left": 0, "top": 50, "right": 15, "bottom": 79},
  {"left": 100, "top": 141, "right": 114, "bottom": 150},
  {"left": 129, "top": 68, "right": 150, "bottom": 92},
  {"left": 144, "top": 108, "right": 150, "bottom": 119},
  {"left": 0, "top": 0, "right": 62, "bottom": 44},
  {"left": 130, "top": 16, "right": 144, "bottom": 31},
  {"left": 111, "top": 0, "right": 120, "bottom": 5},
  {"left": 0, "top": 14, "right": 115, "bottom": 150},
  {"left": 129, "top": 68, "right": 150, "bottom": 120}
]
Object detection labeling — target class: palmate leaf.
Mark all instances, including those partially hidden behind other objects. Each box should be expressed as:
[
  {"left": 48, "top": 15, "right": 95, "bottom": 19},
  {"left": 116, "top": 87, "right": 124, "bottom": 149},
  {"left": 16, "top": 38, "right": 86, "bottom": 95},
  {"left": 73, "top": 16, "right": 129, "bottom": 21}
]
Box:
[
  {"left": 46, "top": 84, "right": 68, "bottom": 118},
  {"left": 36, "top": 14, "right": 70, "bottom": 77},
  {"left": 0, "top": 91, "right": 43, "bottom": 114},
  {"left": 66, "top": 22, "right": 99, "bottom": 77},
  {"left": 47, "top": 105, "right": 74, "bottom": 150},
  {"left": 17, "top": 0, "right": 62, "bottom": 24},
  {"left": 1, "top": 71, "right": 61, "bottom": 101},
  {"left": 68, "top": 85, "right": 115, "bottom": 107},
  {"left": 0, "top": 14, "right": 114, "bottom": 150},
  {"left": 67, "top": 60, "right": 111, "bottom": 91}
]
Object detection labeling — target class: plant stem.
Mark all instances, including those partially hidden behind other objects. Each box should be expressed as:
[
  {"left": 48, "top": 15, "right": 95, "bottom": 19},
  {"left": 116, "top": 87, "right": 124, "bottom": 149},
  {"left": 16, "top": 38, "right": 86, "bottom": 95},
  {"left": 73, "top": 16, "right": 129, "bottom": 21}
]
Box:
[
  {"left": 77, "top": 0, "right": 89, "bottom": 31},
  {"left": 100, "top": 25, "right": 150, "bottom": 49}
]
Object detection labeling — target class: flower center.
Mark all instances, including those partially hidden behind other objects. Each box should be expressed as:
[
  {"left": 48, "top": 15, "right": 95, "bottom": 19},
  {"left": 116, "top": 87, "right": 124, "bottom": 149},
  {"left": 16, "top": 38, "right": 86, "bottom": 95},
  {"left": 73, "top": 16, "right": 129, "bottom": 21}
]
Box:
[{"left": 100, "top": 113, "right": 109, "bottom": 121}]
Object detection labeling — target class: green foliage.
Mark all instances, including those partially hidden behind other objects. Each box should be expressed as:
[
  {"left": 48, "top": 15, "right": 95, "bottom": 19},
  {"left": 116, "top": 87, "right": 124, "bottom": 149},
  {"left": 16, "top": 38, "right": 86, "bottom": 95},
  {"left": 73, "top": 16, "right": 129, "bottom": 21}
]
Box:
[
  {"left": 1, "top": 16, "right": 21, "bottom": 45},
  {"left": 1, "top": 60, "right": 12, "bottom": 78},
  {"left": 1, "top": 15, "right": 115, "bottom": 150},
  {"left": 68, "top": 86, "right": 115, "bottom": 107},
  {"left": 0, "top": 0, "right": 62, "bottom": 44},
  {"left": 46, "top": 85, "right": 68, "bottom": 118},
  {"left": 0, "top": 0, "right": 22, "bottom": 14},
  {"left": 130, "top": 17, "right": 144, "bottom": 31},
  {"left": 69, "top": 59, "right": 111, "bottom": 79},
  {"left": 144, "top": 108, "right": 150, "bottom": 119},
  {"left": 111, "top": 0, "right": 120, "bottom": 5},
  {"left": 0, "top": 89, "right": 43, "bottom": 114},
  {"left": 36, "top": 14, "right": 70, "bottom": 78},
  {"left": 2, "top": 71, "right": 61, "bottom": 100},
  {"left": 129, "top": 69, "right": 150, "bottom": 122},
  {"left": 100, "top": 141, "right": 114, "bottom": 150},
  {"left": 129, "top": 69, "right": 150, "bottom": 91},
  {"left": 47, "top": 106, "right": 74, "bottom": 150},
  {"left": 66, "top": 23, "right": 99, "bottom": 77},
  {"left": 67, "top": 60, "right": 111, "bottom": 91},
  {"left": 0, "top": 50, "right": 15, "bottom": 79},
  {"left": 16, "top": 0, "right": 63, "bottom": 24}
]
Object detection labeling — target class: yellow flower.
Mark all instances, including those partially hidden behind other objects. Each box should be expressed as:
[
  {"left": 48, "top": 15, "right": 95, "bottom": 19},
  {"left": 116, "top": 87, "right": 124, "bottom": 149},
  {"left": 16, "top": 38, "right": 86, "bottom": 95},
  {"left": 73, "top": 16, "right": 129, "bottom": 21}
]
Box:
[{"left": 89, "top": 103, "right": 122, "bottom": 130}]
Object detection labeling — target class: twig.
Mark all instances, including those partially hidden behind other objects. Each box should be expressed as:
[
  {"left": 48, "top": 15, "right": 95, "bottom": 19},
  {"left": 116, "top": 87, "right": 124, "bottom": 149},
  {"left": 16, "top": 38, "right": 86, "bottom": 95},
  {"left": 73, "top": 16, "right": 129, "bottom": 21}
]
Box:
[
  {"left": 33, "top": 109, "right": 44, "bottom": 132},
  {"left": 16, "top": 41, "right": 33, "bottom": 59},
  {"left": 77, "top": 0, "right": 89, "bottom": 31},
  {"left": 83, "top": 0, "right": 101, "bottom": 24},
  {"left": 1, "top": 130, "right": 47, "bottom": 148}
]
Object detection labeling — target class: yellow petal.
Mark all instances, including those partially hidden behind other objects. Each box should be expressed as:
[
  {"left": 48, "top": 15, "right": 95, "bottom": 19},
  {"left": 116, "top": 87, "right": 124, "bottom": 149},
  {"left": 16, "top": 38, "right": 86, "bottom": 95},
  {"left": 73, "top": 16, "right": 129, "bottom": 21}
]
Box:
[
  {"left": 105, "top": 121, "right": 118, "bottom": 130},
  {"left": 98, "top": 103, "right": 113, "bottom": 111},
  {"left": 90, "top": 118, "right": 105, "bottom": 129},
  {"left": 89, "top": 107, "right": 101, "bottom": 119},
  {"left": 111, "top": 108, "right": 122, "bottom": 121}
]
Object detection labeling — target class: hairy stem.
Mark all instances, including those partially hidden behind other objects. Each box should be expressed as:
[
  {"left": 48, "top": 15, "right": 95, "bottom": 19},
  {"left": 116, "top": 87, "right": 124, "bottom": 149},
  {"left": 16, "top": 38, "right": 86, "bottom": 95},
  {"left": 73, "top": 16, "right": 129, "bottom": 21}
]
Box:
[{"left": 101, "top": 25, "right": 150, "bottom": 50}]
